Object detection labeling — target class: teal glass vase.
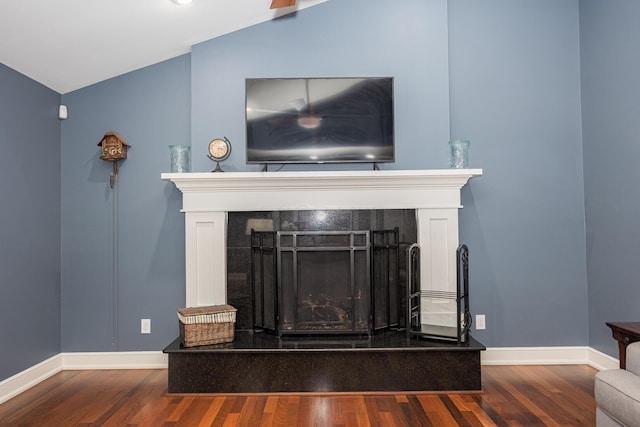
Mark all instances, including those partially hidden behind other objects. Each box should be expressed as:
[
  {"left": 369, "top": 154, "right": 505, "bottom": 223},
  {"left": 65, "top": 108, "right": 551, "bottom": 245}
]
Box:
[
  {"left": 448, "top": 139, "right": 470, "bottom": 169},
  {"left": 169, "top": 145, "right": 191, "bottom": 173}
]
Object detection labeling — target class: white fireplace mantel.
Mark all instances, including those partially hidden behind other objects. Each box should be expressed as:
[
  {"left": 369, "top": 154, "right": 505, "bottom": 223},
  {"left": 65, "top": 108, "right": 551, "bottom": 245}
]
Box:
[
  {"left": 162, "top": 169, "right": 482, "bottom": 327},
  {"left": 162, "top": 169, "right": 482, "bottom": 212}
]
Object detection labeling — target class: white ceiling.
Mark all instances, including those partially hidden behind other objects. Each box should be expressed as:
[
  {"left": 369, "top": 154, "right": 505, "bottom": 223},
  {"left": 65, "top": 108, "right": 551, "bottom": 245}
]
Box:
[{"left": 0, "top": 0, "right": 328, "bottom": 94}]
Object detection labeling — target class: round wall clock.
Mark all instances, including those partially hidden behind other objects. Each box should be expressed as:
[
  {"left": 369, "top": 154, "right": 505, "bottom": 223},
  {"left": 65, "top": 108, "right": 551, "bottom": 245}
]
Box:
[{"left": 207, "top": 137, "right": 231, "bottom": 172}]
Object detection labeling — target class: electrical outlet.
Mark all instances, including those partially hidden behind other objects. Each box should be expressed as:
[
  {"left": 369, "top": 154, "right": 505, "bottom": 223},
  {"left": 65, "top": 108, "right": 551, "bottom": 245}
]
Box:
[
  {"left": 141, "top": 318, "right": 151, "bottom": 334},
  {"left": 475, "top": 314, "right": 486, "bottom": 330}
]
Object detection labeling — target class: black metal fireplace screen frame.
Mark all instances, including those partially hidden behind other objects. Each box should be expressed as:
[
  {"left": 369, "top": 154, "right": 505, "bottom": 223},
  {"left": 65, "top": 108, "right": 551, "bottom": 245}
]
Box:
[{"left": 251, "top": 228, "right": 401, "bottom": 336}]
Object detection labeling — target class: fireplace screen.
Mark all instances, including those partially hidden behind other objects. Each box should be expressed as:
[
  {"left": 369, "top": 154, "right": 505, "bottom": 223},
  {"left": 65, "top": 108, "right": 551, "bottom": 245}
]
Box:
[{"left": 251, "top": 229, "right": 400, "bottom": 336}]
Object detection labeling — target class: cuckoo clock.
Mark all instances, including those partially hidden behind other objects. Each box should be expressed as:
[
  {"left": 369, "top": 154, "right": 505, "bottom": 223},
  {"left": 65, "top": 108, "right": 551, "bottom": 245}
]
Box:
[
  {"left": 98, "top": 131, "right": 131, "bottom": 187},
  {"left": 98, "top": 131, "right": 130, "bottom": 161}
]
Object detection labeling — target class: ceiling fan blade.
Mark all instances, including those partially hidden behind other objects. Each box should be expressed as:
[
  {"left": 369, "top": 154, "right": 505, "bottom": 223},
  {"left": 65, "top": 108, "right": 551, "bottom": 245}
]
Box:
[{"left": 270, "top": 0, "right": 296, "bottom": 9}]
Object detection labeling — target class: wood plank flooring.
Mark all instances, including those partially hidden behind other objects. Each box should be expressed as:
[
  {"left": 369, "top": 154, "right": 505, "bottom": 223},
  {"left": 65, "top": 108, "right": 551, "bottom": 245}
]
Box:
[{"left": 0, "top": 365, "right": 597, "bottom": 426}]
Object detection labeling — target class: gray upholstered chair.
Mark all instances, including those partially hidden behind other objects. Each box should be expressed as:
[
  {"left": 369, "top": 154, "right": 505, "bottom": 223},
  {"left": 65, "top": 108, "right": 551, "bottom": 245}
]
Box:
[{"left": 595, "top": 341, "right": 640, "bottom": 426}]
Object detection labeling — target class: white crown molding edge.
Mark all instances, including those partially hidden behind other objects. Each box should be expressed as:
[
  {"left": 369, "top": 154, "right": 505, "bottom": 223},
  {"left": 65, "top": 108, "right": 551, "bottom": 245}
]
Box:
[{"left": 0, "top": 346, "right": 619, "bottom": 405}]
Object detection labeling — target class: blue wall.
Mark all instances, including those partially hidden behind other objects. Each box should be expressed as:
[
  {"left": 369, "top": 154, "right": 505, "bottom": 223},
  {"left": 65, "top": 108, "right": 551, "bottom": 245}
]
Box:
[
  {"left": 449, "top": 0, "right": 588, "bottom": 346},
  {"left": 58, "top": 0, "right": 590, "bottom": 352},
  {"left": 0, "top": 65, "right": 61, "bottom": 379},
  {"left": 59, "top": 0, "right": 455, "bottom": 352},
  {"left": 61, "top": 56, "right": 189, "bottom": 351},
  {"left": 6, "top": 0, "right": 639, "bottom": 370},
  {"left": 580, "top": 0, "right": 640, "bottom": 356},
  {"left": 191, "top": 0, "right": 451, "bottom": 172},
  {"left": 194, "top": 0, "right": 588, "bottom": 348}
]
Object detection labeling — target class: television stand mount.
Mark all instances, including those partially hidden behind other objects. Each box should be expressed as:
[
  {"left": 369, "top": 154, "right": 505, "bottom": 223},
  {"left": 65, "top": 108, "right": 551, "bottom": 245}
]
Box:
[{"left": 259, "top": 163, "right": 381, "bottom": 172}]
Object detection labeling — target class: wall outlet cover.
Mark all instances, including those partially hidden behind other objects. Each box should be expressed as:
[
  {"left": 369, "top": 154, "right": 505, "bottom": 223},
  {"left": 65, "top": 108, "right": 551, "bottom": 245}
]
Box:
[
  {"left": 141, "top": 319, "right": 151, "bottom": 334},
  {"left": 475, "top": 314, "right": 486, "bottom": 330}
]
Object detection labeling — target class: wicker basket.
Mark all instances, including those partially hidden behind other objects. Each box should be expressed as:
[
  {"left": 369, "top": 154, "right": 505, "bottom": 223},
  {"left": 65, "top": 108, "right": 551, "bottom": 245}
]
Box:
[{"left": 177, "top": 304, "right": 237, "bottom": 347}]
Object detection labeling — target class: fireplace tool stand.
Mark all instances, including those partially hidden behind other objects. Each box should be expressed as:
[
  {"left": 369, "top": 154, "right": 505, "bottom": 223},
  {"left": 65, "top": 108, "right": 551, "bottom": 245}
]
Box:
[{"left": 407, "top": 243, "right": 471, "bottom": 344}]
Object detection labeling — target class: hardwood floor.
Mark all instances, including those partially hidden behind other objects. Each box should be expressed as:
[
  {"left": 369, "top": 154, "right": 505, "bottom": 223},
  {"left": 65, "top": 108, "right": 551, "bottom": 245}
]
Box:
[{"left": 0, "top": 365, "right": 597, "bottom": 426}]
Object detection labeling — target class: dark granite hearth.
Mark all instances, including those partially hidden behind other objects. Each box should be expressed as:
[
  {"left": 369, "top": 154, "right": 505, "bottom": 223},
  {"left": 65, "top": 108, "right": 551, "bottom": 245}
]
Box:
[{"left": 163, "top": 331, "right": 485, "bottom": 393}]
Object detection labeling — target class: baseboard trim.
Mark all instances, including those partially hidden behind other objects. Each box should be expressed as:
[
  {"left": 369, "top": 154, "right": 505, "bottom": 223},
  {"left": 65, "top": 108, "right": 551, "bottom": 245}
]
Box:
[
  {"left": 0, "top": 354, "right": 63, "bottom": 405},
  {"left": 482, "top": 346, "right": 591, "bottom": 365},
  {"left": 0, "top": 351, "right": 167, "bottom": 405},
  {"left": 61, "top": 351, "right": 168, "bottom": 370},
  {"left": 481, "top": 346, "right": 620, "bottom": 370},
  {"left": 587, "top": 347, "right": 619, "bottom": 371},
  {"left": 0, "top": 346, "right": 619, "bottom": 405}
]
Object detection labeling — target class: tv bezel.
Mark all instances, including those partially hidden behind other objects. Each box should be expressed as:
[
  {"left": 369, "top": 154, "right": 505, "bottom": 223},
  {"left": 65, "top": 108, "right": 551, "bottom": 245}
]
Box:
[{"left": 244, "top": 76, "right": 395, "bottom": 165}]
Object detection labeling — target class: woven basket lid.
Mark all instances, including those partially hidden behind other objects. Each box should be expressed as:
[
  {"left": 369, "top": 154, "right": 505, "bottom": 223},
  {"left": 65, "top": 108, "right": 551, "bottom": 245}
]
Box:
[{"left": 177, "top": 304, "right": 237, "bottom": 317}]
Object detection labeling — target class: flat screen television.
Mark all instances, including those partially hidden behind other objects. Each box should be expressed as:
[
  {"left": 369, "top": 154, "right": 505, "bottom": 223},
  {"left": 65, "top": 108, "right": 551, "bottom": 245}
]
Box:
[{"left": 245, "top": 77, "right": 394, "bottom": 165}]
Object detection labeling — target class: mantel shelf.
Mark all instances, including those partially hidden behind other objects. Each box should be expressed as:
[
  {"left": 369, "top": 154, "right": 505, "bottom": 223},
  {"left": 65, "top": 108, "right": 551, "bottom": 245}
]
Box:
[{"left": 162, "top": 169, "right": 483, "bottom": 212}]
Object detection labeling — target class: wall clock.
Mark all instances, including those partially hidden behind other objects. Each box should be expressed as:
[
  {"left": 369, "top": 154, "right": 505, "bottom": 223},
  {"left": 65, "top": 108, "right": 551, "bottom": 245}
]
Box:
[
  {"left": 97, "top": 131, "right": 131, "bottom": 187},
  {"left": 207, "top": 137, "right": 231, "bottom": 172}
]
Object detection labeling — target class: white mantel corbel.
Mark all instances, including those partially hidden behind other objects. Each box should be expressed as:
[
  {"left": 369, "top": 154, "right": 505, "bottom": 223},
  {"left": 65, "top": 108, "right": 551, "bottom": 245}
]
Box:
[{"left": 162, "top": 169, "right": 482, "bottom": 326}]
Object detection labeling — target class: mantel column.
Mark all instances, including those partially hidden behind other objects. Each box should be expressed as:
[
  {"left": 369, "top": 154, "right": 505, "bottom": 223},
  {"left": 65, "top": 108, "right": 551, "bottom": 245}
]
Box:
[
  {"left": 417, "top": 208, "right": 460, "bottom": 328},
  {"left": 185, "top": 211, "right": 227, "bottom": 307}
]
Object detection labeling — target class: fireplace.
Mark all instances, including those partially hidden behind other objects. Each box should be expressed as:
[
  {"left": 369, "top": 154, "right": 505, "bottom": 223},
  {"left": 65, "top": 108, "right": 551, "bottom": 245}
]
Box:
[
  {"left": 162, "top": 169, "right": 482, "bottom": 334},
  {"left": 162, "top": 169, "right": 486, "bottom": 394}
]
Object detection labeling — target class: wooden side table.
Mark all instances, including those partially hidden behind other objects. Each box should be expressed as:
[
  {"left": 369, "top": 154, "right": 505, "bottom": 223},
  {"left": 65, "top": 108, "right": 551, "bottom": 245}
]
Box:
[{"left": 606, "top": 322, "right": 640, "bottom": 369}]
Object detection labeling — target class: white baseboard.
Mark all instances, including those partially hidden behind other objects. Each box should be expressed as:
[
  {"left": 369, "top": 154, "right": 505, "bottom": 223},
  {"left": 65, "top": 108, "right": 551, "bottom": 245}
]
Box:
[
  {"left": 0, "top": 351, "right": 167, "bottom": 405},
  {"left": 587, "top": 347, "right": 619, "bottom": 371},
  {"left": 482, "top": 346, "right": 619, "bottom": 370},
  {"left": 0, "top": 346, "right": 619, "bottom": 405},
  {"left": 0, "top": 354, "right": 63, "bottom": 405},
  {"left": 61, "top": 351, "right": 167, "bottom": 370},
  {"left": 482, "top": 346, "right": 591, "bottom": 365}
]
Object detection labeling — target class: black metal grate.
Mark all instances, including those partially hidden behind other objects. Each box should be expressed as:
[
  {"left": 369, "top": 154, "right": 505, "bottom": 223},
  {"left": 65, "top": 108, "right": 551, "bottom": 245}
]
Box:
[{"left": 251, "top": 229, "right": 401, "bottom": 336}]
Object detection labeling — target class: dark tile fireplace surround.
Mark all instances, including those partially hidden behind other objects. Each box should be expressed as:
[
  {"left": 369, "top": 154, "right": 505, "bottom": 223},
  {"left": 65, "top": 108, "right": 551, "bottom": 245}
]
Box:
[{"left": 228, "top": 209, "right": 415, "bottom": 333}]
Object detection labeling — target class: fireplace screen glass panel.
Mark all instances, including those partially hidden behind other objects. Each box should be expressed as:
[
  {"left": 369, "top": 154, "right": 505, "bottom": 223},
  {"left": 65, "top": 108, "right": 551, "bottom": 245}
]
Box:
[
  {"left": 278, "top": 231, "right": 370, "bottom": 334},
  {"left": 291, "top": 251, "right": 352, "bottom": 332}
]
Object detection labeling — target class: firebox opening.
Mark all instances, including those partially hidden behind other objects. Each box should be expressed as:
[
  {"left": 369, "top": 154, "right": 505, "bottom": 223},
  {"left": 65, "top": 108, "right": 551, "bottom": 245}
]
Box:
[{"left": 277, "top": 230, "right": 371, "bottom": 335}]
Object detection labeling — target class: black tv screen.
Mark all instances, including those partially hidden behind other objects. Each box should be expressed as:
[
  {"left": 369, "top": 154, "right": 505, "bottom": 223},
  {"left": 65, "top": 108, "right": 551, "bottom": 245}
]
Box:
[{"left": 245, "top": 77, "right": 394, "bottom": 164}]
